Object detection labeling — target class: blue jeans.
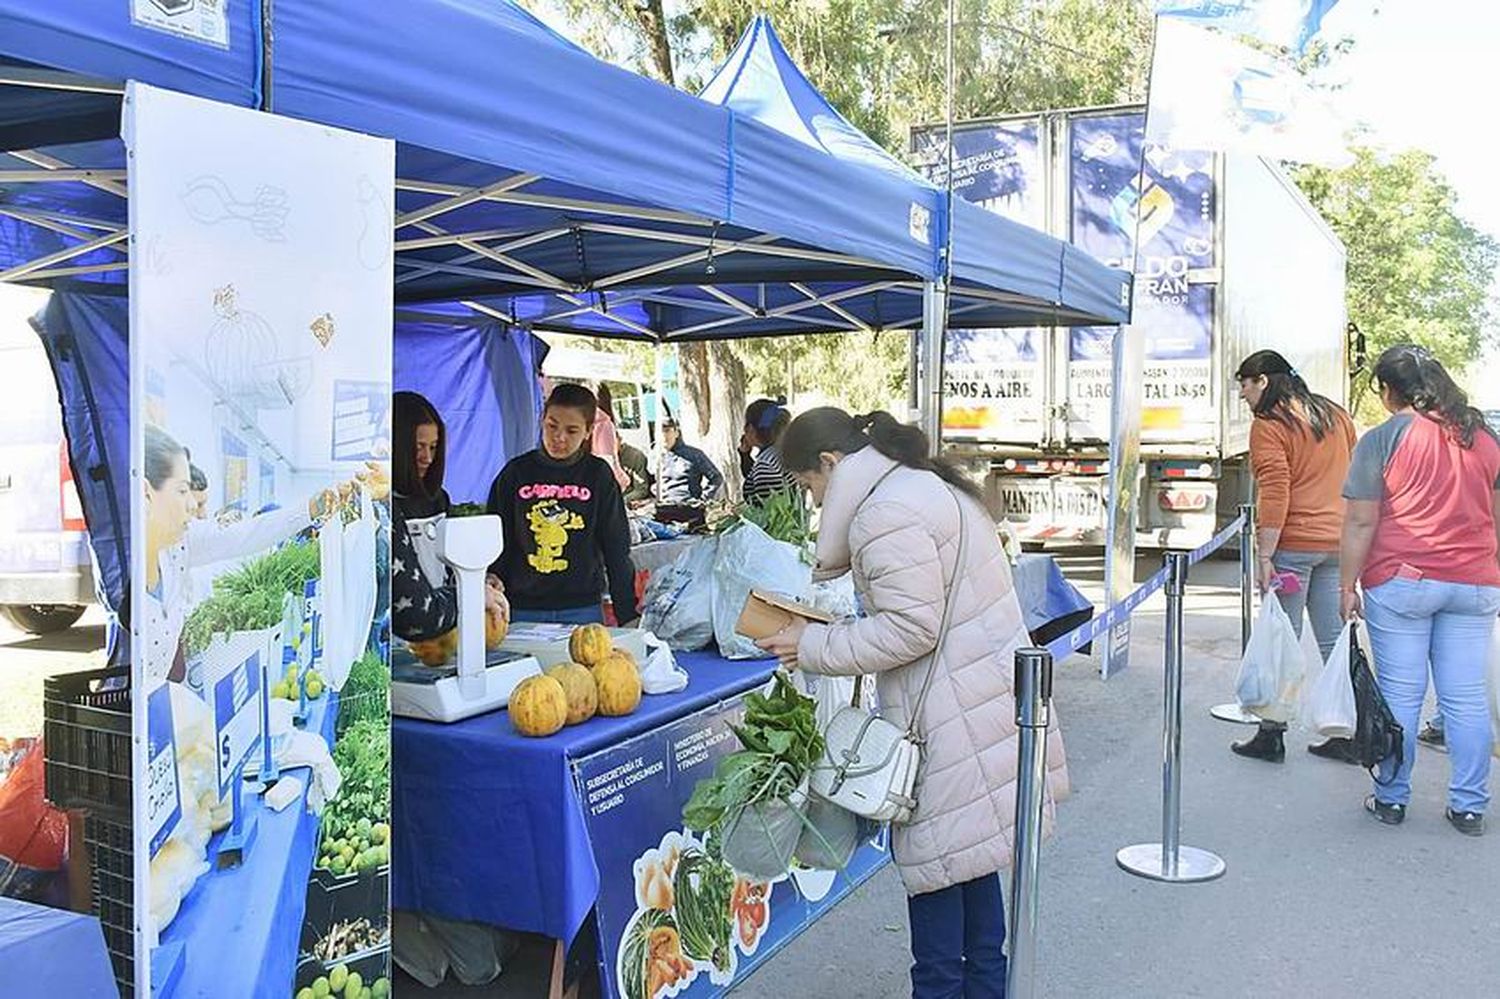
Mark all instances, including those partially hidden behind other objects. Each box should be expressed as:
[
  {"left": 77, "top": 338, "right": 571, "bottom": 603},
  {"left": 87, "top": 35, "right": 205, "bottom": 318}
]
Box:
[
  {"left": 510, "top": 605, "right": 604, "bottom": 625},
  {"left": 1363, "top": 578, "right": 1500, "bottom": 813},
  {"left": 907, "top": 874, "right": 1007, "bottom": 999},
  {"left": 1272, "top": 549, "right": 1343, "bottom": 660}
]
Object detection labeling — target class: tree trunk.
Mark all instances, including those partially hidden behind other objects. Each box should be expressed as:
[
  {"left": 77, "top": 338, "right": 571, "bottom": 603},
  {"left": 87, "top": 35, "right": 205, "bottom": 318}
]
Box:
[
  {"left": 678, "top": 342, "right": 712, "bottom": 437},
  {"left": 620, "top": 0, "right": 676, "bottom": 85},
  {"left": 707, "top": 340, "right": 747, "bottom": 501}
]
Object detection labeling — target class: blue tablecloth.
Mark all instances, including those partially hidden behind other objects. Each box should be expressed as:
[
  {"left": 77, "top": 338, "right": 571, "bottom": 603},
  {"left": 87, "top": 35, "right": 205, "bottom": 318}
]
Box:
[
  {"left": 159, "top": 692, "right": 336, "bottom": 999},
  {"left": 1013, "top": 553, "right": 1094, "bottom": 646},
  {"left": 393, "top": 651, "right": 774, "bottom": 944},
  {"left": 0, "top": 897, "right": 117, "bottom": 998}
]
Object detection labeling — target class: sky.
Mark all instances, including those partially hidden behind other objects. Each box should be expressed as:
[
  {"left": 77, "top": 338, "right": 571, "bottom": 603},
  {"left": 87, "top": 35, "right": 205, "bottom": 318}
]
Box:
[{"left": 1311, "top": 1, "right": 1500, "bottom": 404}]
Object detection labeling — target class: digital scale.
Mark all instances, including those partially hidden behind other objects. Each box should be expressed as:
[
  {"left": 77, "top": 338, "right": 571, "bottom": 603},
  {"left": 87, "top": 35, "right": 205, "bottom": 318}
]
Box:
[{"left": 390, "top": 514, "right": 541, "bottom": 723}]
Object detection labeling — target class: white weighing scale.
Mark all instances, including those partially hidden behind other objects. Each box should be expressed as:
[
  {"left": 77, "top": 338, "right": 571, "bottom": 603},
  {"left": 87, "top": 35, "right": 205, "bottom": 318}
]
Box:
[{"left": 391, "top": 514, "right": 541, "bottom": 723}]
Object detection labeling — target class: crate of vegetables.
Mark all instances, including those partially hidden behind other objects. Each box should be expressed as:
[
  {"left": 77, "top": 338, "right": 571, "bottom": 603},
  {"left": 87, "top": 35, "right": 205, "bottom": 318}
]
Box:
[
  {"left": 304, "top": 717, "right": 390, "bottom": 949},
  {"left": 293, "top": 948, "right": 392, "bottom": 999}
]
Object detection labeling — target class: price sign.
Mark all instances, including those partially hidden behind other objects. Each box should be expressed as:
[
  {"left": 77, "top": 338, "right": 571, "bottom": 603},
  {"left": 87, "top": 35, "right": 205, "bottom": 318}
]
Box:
[
  {"left": 212, "top": 640, "right": 265, "bottom": 797},
  {"left": 146, "top": 682, "right": 182, "bottom": 858}
]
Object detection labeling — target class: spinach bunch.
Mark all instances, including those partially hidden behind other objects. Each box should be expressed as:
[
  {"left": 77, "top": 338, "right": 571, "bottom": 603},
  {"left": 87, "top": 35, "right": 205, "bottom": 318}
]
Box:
[{"left": 682, "top": 673, "right": 823, "bottom": 834}]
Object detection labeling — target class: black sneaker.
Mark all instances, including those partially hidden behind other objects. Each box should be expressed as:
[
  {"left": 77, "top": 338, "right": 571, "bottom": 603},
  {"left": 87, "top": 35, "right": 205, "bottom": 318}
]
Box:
[
  {"left": 1446, "top": 808, "right": 1485, "bottom": 837},
  {"left": 1364, "top": 795, "right": 1405, "bottom": 826},
  {"left": 1308, "top": 737, "right": 1361, "bottom": 765},
  {"left": 1417, "top": 722, "right": 1447, "bottom": 752}
]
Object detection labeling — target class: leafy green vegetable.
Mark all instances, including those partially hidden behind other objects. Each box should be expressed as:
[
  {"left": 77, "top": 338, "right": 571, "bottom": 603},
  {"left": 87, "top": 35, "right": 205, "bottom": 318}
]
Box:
[
  {"left": 674, "top": 844, "right": 734, "bottom": 972},
  {"left": 682, "top": 673, "right": 822, "bottom": 835},
  {"left": 449, "top": 502, "right": 487, "bottom": 518},
  {"left": 718, "top": 489, "right": 813, "bottom": 550},
  {"left": 213, "top": 540, "right": 320, "bottom": 600},
  {"left": 337, "top": 649, "right": 389, "bottom": 736},
  {"left": 184, "top": 541, "right": 321, "bottom": 656},
  {"left": 317, "top": 718, "right": 391, "bottom": 875}
]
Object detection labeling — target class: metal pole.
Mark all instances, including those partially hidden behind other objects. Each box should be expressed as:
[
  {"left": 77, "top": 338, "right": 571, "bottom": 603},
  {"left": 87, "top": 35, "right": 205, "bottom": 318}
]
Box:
[
  {"left": 1007, "top": 648, "right": 1052, "bottom": 999},
  {"left": 1211, "top": 506, "right": 1261, "bottom": 725},
  {"left": 1117, "top": 552, "right": 1226, "bottom": 883}
]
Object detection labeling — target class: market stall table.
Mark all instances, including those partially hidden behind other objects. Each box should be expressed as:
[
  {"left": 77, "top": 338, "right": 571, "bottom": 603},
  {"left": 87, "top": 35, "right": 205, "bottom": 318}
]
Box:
[
  {"left": 158, "top": 691, "right": 338, "bottom": 999},
  {"left": 0, "top": 897, "right": 116, "bottom": 997},
  {"left": 392, "top": 651, "right": 773, "bottom": 945}
]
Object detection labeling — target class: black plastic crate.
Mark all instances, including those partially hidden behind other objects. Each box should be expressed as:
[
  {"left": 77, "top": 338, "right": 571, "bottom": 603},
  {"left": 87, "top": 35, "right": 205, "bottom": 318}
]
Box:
[
  {"left": 302, "top": 863, "right": 390, "bottom": 953},
  {"left": 44, "top": 667, "right": 132, "bottom": 820},
  {"left": 84, "top": 813, "right": 135, "bottom": 999},
  {"left": 294, "top": 946, "right": 392, "bottom": 994}
]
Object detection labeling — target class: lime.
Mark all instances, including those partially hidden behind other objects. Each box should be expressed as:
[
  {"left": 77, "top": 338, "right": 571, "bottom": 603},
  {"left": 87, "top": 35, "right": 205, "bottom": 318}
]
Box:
[
  {"left": 340, "top": 846, "right": 355, "bottom": 864},
  {"left": 272, "top": 682, "right": 289, "bottom": 700},
  {"left": 371, "top": 980, "right": 390, "bottom": 999},
  {"left": 371, "top": 823, "right": 389, "bottom": 845},
  {"left": 344, "top": 972, "right": 363, "bottom": 998},
  {"left": 312, "top": 979, "right": 331, "bottom": 998},
  {"left": 360, "top": 989, "right": 371, "bottom": 999},
  {"left": 356, "top": 817, "right": 372, "bottom": 839},
  {"left": 298, "top": 989, "right": 315, "bottom": 999},
  {"left": 307, "top": 678, "right": 324, "bottom": 699},
  {"left": 328, "top": 966, "right": 348, "bottom": 993},
  {"left": 330, "top": 855, "right": 347, "bottom": 876}
]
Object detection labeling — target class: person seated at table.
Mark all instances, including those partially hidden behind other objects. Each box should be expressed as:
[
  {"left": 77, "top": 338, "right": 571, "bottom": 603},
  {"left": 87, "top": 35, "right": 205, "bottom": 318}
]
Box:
[
  {"left": 392, "top": 391, "right": 508, "bottom": 643},
  {"left": 487, "top": 383, "right": 639, "bottom": 626},
  {"left": 657, "top": 420, "right": 723, "bottom": 505},
  {"left": 619, "top": 440, "right": 654, "bottom": 508},
  {"left": 739, "top": 398, "right": 797, "bottom": 506}
]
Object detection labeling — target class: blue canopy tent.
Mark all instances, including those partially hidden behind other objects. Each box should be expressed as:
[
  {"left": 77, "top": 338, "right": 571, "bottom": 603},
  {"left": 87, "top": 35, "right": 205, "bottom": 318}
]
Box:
[{"left": 0, "top": 0, "right": 1129, "bottom": 631}]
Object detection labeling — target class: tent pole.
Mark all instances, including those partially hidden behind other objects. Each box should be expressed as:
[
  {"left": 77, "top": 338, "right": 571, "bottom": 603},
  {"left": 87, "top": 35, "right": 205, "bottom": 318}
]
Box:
[{"left": 919, "top": 281, "right": 946, "bottom": 451}]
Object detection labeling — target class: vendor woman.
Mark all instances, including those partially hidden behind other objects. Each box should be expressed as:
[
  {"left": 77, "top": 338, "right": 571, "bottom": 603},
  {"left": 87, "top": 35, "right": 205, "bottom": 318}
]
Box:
[
  {"left": 392, "top": 391, "right": 507, "bottom": 642},
  {"left": 486, "top": 383, "right": 639, "bottom": 626}
]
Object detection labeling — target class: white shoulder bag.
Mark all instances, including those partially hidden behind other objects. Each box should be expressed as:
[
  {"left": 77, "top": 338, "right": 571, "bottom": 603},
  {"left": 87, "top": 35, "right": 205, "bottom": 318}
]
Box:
[{"left": 809, "top": 485, "right": 966, "bottom": 824}]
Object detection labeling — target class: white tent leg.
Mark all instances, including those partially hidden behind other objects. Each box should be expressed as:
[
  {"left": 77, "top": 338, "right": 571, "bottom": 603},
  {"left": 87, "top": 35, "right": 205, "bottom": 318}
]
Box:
[{"left": 918, "top": 281, "right": 947, "bottom": 453}]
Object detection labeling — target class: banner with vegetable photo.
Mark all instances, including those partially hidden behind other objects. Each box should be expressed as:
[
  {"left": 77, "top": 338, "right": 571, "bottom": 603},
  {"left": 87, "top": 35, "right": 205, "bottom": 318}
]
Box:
[
  {"left": 574, "top": 679, "right": 889, "bottom": 999},
  {"left": 126, "top": 84, "right": 393, "bottom": 999}
]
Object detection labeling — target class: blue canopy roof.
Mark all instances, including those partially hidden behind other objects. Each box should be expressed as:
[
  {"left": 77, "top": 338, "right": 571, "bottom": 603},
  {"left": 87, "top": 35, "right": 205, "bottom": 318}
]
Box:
[
  {"left": 0, "top": 1, "right": 1128, "bottom": 340},
  {"left": 698, "top": 15, "right": 1132, "bottom": 327}
]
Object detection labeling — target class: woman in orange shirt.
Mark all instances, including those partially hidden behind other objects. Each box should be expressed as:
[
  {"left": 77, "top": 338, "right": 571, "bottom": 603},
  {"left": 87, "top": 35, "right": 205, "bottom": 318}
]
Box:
[{"left": 1233, "top": 350, "right": 1357, "bottom": 764}]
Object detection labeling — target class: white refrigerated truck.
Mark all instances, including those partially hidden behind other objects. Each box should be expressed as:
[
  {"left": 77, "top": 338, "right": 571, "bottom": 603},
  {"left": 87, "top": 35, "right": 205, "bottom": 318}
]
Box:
[
  {"left": 0, "top": 285, "right": 93, "bottom": 632},
  {"left": 914, "top": 104, "right": 1350, "bottom": 548}
]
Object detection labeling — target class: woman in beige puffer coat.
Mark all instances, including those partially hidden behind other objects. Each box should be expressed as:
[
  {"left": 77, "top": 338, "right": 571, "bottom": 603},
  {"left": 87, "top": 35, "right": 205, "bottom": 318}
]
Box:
[{"left": 756, "top": 408, "right": 1068, "bottom": 999}]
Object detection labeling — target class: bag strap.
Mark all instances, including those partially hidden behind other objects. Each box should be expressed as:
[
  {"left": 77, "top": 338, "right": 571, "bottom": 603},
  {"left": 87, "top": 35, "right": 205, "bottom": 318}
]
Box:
[{"left": 901, "top": 488, "right": 968, "bottom": 740}]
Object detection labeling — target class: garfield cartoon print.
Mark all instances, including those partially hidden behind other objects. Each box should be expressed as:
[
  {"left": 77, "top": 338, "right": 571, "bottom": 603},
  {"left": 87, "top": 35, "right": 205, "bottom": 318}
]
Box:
[{"left": 526, "top": 499, "right": 584, "bottom": 573}]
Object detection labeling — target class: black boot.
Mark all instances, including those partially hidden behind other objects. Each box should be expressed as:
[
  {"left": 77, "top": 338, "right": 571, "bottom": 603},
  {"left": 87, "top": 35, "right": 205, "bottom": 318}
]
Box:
[
  {"left": 1231, "top": 725, "right": 1286, "bottom": 763},
  {"left": 1308, "top": 736, "right": 1360, "bottom": 765}
]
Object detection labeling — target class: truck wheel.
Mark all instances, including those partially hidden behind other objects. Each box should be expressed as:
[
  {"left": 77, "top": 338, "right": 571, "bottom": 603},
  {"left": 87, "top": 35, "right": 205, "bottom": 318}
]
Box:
[{"left": 1, "top": 604, "right": 86, "bottom": 634}]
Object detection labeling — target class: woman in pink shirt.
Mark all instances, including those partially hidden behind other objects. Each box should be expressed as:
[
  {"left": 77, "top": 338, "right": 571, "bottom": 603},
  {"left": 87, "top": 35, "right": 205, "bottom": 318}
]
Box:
[
  {"left": 1341, "top": 345, "right": 1500, "bottom": 836},
  {"left": 591, "top": 382, "right": 631, "bottom": 492}
]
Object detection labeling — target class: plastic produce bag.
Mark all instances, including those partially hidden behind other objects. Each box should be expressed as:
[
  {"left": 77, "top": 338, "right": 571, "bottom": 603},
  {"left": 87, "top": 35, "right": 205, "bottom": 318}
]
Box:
[
  {"left": 639, "top": 631, "right": 689, "bottom": 695},
  {"left": 327, "top": 487, "right": 378, "bottom": 690},
  {"left": 794, "top": 797, "right": 858, "bottom": 870},
  {"left": 713, "top": 523, "right": 811, "bottom": 660},
  {"left": 1302, "top": 624, "right": 1358, "bottom": 739},
  {"left": 721, "top": 785, "right": 807, "bottom": 881},
  {"left": 641, "top": 537, "right": 719, "bottom": 652},
  {"left": 1235, "top": 596, "right": 1305, "bottom": 723}
]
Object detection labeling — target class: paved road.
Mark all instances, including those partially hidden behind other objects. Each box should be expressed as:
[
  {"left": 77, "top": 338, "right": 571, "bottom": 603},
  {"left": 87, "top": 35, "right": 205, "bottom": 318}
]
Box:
[
  {"left": 0, "top": 605, "right": 108, "bottom": 741},
  {"left": 732, "top": 552, "right": 1500, "bottom": 998}
]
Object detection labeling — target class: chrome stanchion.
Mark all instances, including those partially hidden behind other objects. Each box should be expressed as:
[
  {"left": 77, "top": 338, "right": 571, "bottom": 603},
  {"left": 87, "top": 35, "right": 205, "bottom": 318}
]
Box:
[
  {"left": 1118, "top": 552, "right": 1226, "bottom": 883},
  {"left": 1006, "top": 648, "right": 1052, "bottom": 999},
  {"left": 1211, "top": 506, "right": 1260, "bottom": 725}
]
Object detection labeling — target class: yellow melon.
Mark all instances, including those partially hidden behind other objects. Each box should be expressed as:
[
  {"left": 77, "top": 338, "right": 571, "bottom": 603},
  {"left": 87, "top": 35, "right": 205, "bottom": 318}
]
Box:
[
  {"left": 594, "top": 654, "right": 643, "bottom": 717},
  {"left": 485, "top": 607, "right": 508, "bottom": 649},
  {"left": 569, "top": 623, "right": 614, "bottom": 666},
  {"left": 408, "top": 629, "right": 458, "bottom": 667},
  {"left": 545, "top": 663, "right": 599, "bottom": 726},
  {"left": 510, "top": 675, "right": 569, "bottom": 737}
]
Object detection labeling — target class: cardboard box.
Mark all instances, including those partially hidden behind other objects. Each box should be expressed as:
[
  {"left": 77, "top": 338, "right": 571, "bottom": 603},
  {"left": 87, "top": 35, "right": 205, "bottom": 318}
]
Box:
[{"left": 735, "top": 589, "right": 834, "bottom": 641}]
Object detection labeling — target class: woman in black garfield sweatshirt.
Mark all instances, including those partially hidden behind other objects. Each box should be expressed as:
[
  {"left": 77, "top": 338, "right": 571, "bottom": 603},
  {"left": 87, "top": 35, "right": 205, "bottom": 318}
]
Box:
[{"left": 487, "top": 383, "right": 640, "bottom": 625}]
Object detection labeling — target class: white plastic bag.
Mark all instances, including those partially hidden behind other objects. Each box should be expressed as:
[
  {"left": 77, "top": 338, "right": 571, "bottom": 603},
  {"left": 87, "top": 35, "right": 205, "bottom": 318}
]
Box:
[
  {"left": 1235, "top": 596, "right": 1305, "bottom": 723},
  {"left": 639, "top": 631, "right": 689, "bottom": 695},
  {"left": 1302, "top": 623, "right": 1357, "bottom": 739},
  {"left": 712, "top": 523, "right": 811, "bottom": 660},
  {"left": 641, "top": 537, "right": 719, "bottom": 651},
  {"left": 328, "top": 487, "right": 378, "bottom": 690}
]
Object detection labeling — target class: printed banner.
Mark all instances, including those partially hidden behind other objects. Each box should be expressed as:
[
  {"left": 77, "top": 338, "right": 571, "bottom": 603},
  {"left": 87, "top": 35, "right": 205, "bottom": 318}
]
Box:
[
  {"left": 575, "top": 697, "right": 890, "bottom": 999},
  {"left": 913, "top": 120, "right": 1045, "bottom": 228},
  {"left": 942, "top": 328, "right": 1046, "bottom": 442},
  {"left": 128, "top": 83, "right": 393, "bottom": 998},
  {"left": 1155, "top": 0, "right": 1340, "bottom": 53}
]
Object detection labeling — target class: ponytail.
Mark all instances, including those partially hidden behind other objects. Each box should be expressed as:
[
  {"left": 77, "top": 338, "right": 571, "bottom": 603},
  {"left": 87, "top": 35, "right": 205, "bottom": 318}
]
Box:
[
  {"left": 1373, "top": 344, "right": 1496, "bottom": 448},
  {"left": 781, "top": 407, "right": 982, "bottom": 502}
]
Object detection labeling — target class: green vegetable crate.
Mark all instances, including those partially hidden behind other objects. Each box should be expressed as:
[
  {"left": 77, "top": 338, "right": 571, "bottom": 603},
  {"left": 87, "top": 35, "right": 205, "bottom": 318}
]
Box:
[{"left": 293, "top": 948, "right": 392, "bottom": 999}]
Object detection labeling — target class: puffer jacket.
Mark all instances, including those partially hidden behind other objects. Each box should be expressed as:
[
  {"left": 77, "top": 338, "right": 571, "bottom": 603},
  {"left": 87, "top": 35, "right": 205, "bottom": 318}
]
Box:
[{"left": 797, "top": 446, "right": 1069, "bottom": 896}]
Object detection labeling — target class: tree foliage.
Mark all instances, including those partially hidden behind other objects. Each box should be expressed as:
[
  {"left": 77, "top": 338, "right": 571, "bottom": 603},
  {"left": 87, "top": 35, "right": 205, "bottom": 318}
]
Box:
[{"left": 1294, "top": 148, "right": 1499, "bottom": 418}]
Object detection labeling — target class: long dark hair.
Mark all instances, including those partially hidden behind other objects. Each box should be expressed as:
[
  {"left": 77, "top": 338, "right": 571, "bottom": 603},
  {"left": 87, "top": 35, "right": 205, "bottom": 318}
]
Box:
[
  {"left": 1373, "top": 344, "right": 1495, "bottom": 448},
  {"left": 1235, "top": 350, "right": 1342, "bottom": 440},
  {"left": 546, "top": 382, "right": 598, "bottom": 427},
  {"left": 596, "top": 382, "right": 615, "bottom": 422},
  {"left": 745, "top": 398, "right": 791, "bottom": 448},
  {"left": 781, "top": 408, "right": 982, "bottom": 502},
  {"left": 393, "top": 391, "right": 446, "bottom": 498}
]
